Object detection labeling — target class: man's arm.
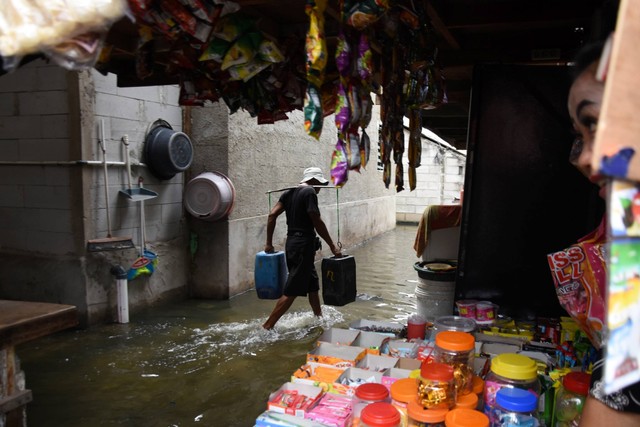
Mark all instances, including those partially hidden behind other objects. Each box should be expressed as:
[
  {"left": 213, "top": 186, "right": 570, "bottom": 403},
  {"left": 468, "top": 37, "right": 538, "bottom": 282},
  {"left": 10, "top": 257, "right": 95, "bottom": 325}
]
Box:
[
  {"left": 265, "top": 202, "right": 285, "bottom": 253},
  {"left": 309, "top": 212, "right": 342, "bottom": 257}
]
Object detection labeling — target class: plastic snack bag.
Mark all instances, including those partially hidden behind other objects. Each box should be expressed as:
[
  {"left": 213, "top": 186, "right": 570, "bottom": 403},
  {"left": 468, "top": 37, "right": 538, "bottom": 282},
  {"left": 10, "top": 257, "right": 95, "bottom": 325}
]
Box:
[{"left": 331, "top": 139, "right": 349, "bottom": 187}]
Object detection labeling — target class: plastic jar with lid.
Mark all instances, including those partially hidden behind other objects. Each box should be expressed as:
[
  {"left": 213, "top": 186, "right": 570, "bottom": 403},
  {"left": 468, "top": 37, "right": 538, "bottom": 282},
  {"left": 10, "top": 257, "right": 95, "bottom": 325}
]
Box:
[
  {"left": 418, "top": 362, "right": 456, "bottom": 410},
  {"left": 483, "top": 353, "right": 540, "bottom": 415},
  {"left": 407, "top": 400, "right": 448, "bottom": 427},
  {"left": 361, "top": 402, "right": 402, "bottom": 427},
  {"left": 444, "top": 408, "right": 489, "bottom": 427},
  {"left": 354, "top": 383, "right": 391, "bottom": 426},
  {"left": 432, "top": 316, "right": 477, "bottom": 339},
  {"left": 490, "top": 388, "right": 540, "bottom": 427},
  {"left": 391, "top": 377, "right": 419, "bottom": 427},
  {"left": 433, "top": 331, "right": 475, "bottom": 395},
  {"left": 472, "top": 375, "right": 484, "bottom": 410},
  {"left": 454, "top": 392, "right": 478, "bottom": 410},
  {"left": 554, "top": 371, "right": 590, "bottom": 427}
]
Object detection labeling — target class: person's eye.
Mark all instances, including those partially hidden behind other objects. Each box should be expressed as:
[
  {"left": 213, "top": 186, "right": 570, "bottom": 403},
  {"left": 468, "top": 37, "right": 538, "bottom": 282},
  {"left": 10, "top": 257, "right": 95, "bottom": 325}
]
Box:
[{"left": 569, "top": 136, "right": 584, "bottom": 165}]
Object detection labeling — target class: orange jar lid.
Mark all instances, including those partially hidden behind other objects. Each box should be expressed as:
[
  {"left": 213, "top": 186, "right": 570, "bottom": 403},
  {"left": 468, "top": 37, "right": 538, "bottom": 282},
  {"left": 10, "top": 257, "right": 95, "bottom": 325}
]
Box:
[
  {"left": 407, "top": 400, "right": 449, "bottom": 424},
  {"left": 356, "top": 383, "right": 390, "bottom": 402},
  {"left": 444, "top": 408, "right": 489, "bottom": 427},
  {"left": 390, "top": 377, "right": 418, "bottom": 403},
  {"left": 421, "top": 362, "right": 454, "bottom": 382},
  {"left": 472, "top": 375, "right": 484, "bottom": 395},
  {"left": 435, "top": 331, "right": 475, "bottom": 351},
  {"left": 455, "top": 392, "right": 478, "bottom": 409},
  {"left": 361, "top": 402, "right": 401, "bottom": 427}
]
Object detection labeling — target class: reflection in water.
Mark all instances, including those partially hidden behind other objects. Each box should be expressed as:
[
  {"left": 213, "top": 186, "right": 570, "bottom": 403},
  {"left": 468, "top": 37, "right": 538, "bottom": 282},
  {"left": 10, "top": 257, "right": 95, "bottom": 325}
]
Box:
[{"left": 19, "top": 225, "right": 420, "bottom": 427}]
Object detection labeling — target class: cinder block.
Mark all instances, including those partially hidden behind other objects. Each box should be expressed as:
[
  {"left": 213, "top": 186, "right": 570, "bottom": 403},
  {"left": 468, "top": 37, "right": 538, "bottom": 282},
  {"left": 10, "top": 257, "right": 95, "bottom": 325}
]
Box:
[
  {"left": 20, "top": 138, "right": 69, "bottom": 161},
  {"left": 24, "top": 185, "right": 71, "bottom": 209},
  {"left": 18, "top": 91, "right": 68, "bottom": 115},
  {"left": 0, "top": 115, "right": 43, "bottom": 139},
  {"left": 0, "top": 93, "right": 17, "bottom": 116},
  {"left": 0, "top": 139, "right": 19, "bottom": 161}
]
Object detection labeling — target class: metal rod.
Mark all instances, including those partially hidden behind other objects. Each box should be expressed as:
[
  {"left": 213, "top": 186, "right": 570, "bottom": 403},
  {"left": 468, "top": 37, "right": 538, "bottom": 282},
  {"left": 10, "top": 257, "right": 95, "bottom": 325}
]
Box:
[{"left": 265, "top": 185, "right": 339, "bottom": 194}]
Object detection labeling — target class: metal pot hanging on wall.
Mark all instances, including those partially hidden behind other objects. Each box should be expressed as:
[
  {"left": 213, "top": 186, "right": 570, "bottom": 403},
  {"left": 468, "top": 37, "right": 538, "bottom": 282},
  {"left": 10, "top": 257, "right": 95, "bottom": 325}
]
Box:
[{"left": 144, "top": 119, "right": 194, "bottom": 180}]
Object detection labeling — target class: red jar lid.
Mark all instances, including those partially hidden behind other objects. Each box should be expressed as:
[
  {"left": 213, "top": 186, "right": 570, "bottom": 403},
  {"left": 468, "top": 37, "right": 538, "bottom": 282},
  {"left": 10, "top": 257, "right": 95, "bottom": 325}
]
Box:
[
  {"left": 435, "top": 331, "right": 475, "bottom": 351},
  {"left": 361, "top": 402, "right": 401, "bottom": 427},
  {"left": 563, "top": 372, "right": 591, "bottom": 396},
  {"left": 421, "top": 362, "right": 454, "bottom": 382},
  {"left": 356, "top": 383, "right": 390, "bottom": 401}
]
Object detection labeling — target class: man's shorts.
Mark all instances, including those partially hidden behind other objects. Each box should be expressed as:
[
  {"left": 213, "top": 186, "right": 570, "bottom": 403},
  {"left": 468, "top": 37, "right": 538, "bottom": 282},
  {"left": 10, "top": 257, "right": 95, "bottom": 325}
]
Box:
[{"left": 283, "top": 234, "right": 319, "bottom": 297}]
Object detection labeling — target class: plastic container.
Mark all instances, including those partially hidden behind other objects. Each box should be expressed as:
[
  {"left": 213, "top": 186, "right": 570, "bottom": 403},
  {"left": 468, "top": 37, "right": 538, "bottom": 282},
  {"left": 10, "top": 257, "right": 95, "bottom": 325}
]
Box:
[
  {"left": 254, "top": 251, "right": 287, "bottom": 299},
  {"left": 433, "top": 316, "right": 477, "bottom": 335},
  {"left": 414, "top": 262, "right": 456, "bottom": 322},
  {"left": 554, "top": 371, "right": 590, "bottom": 427},
  {"left": 418, "top": 362, "right": 456, "bottom": 410},
  {"left": 454, "top": 300, "right": 477, "bottom": 319},
  {"left": 355, "top": 383, "right": 391, "bottom": 425},
  {"left": 322, "top": 255, "right": 357, "bottom": 306},
  {"left": 490, "top": 388, "right": 540, "bottom": 427},
  {"left": 408, "top": 315, "right": 428, "bottom": 340},
  {"left": 454, "top": 392, "right": 478, "bottom": 410},
  {"left": 472, "top": 376, "right": 484, "bottom": 411},
  {"left": 361, "top": 402, "right": 402, "bottom": 427},
  {"left": 433, "top": 331, "right": 475, "bottom": 396},
  {"left": 474, "top": 301, "right": 497, "bottom": 325},
  {"left": 444, "top": 408, "right": 489, "bottom": 427},
  {"left": 483, "top": 353, "right": 540, "bottom": 415},
  {"left": 391, "top": 377, "right": 419, "bottom": 427},
  {"left": 407, "top": 400, "right": 448, "bottom": 426}
]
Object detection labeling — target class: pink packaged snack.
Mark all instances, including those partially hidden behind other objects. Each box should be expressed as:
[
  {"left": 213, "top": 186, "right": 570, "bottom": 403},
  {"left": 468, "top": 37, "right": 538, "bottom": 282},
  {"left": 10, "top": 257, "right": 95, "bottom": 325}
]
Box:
[{"left": 547, "top": 221, "right": 607, "bottom": 348}]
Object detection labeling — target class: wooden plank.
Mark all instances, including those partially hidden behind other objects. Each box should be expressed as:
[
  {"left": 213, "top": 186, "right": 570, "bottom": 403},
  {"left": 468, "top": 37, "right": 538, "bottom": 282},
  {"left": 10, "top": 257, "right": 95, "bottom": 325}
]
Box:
[
  {"left": 0, "top": 390, "right": 32, "bottom": 414},
  {"left": 0, "top": 300, "right": 78, "bottom": 346},
  {"left": 592, "top": 0, "right": 640, "bottom": 180}
]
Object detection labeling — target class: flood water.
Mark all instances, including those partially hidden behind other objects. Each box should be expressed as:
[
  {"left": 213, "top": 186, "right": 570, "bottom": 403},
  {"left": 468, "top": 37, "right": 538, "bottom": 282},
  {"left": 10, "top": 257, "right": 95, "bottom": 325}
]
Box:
[{"left": 18, "top": 225, "right": 421, "bottom": 427}]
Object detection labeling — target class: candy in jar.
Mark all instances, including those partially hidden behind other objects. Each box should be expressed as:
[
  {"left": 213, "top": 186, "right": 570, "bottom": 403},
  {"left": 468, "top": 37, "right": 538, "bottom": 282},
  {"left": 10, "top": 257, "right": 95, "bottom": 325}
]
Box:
[
  {"left": 554, "top": 371, "right": 590, "bottom": 427},
  {"left": 490, "top": 388, "right": 540, "bottom": 427}
]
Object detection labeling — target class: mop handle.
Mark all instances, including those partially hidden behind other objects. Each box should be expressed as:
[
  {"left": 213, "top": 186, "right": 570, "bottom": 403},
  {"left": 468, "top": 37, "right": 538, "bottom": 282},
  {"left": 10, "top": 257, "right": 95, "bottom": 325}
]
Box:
[{"left": 99, "top": 119, "right": 112, "bottom": 236}]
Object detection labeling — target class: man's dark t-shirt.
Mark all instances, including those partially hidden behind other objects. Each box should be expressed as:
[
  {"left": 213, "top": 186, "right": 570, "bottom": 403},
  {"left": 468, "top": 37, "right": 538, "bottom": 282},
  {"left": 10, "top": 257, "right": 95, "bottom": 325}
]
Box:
[{"left": 280, "top": 186, "right": 320, "bottom": 235}]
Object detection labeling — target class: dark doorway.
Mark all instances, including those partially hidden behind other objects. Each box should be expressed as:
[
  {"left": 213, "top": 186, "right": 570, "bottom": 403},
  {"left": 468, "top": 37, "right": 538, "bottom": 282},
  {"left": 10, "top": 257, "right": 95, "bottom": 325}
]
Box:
[{"left": 456, "top": 64, "right": 605, "bottom": 319}]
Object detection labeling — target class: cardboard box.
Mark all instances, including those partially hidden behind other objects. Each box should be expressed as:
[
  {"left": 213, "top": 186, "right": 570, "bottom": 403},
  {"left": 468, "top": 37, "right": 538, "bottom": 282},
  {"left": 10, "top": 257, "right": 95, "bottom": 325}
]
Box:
[
  {"left": 317, "top": 327, "right": 360, "bottom": 346},
  {"left": 396, "top": 357, "right": 421, "bottom": 371},
  {"left": 307, "top": 342, "right": 367, "bottom": 368},
  {"left": 386, "top": 339, "right": 419, "bottom": 358},
  {"left": 256, "top": 410, "right": 329, "bottom": 427},
  {"left": 356, "top": 354, "right": 398, "bottom": 372},
  {"left": 267, "top": 382, "right": 323, "bottom": 417},
  {"left": 381, "top": 367, "right": 413, "bottom": 389},
  {"left": 349, "top": 319, "right": 404, "bottom": 337},
  {"left": 352, "top": 330, "right": 391, "bottom": 354},
  {"left": 291, "top": 362, "right": 348, "bottom": 395},
  {"left": 305, "top": 393, "right": 354, "bottom": 427},
  {"left": 336, "top": 367, "right": 384, "bottom": 395}
]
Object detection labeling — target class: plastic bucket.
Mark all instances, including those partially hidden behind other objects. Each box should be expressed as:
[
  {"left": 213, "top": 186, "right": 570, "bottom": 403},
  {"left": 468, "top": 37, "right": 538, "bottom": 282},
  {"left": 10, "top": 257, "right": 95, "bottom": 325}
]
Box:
[
  {"left": 184, "top": 172, "right": 236, "bottom": 222},
  {"left": 414, "top": 261, "right": 456, "bottom": 322}
]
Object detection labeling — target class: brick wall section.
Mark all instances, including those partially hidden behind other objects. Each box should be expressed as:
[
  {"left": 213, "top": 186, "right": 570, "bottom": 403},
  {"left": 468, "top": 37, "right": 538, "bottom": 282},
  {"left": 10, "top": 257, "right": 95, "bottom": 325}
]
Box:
[
  {"left": 0, "top": 61, "right": 75, "bottom": 254},
  {"left": 395, "top": 126, "right": 466, "bottom": 223}
]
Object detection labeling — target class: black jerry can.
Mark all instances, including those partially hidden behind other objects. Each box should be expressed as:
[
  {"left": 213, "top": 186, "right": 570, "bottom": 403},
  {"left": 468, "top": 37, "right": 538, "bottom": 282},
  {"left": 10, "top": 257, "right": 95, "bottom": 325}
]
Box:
[{"left": 321, "top": 255, "right": 357, "bottom": 306}]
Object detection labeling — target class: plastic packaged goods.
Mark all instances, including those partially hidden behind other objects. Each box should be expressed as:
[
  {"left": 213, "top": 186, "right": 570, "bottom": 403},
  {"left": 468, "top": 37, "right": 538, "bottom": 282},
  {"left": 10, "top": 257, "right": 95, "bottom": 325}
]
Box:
[
  {"left": 554, "top": 371, "right": 590, "bottom": 427},
  {"left": 361, "top": 402, "right": 402, "bottom": 427},
  {"left": 390, "top": 377, "right": 419, "bottom": 427},
  {"left": 433, "top": 331, "right": 475, "bottom": 396},
  {"left": 490, "top": 388, "right": 540, "bottom": 427},
  {"left": 418, "top": 362, "right": 456, "bottom": 410},
  {"left": 444, "top": 408, "right": 489, "bottom": 427},
  {"left": 483, "top": 353, "right": 541, "bottom": 416},
  {"left": 407, "top": 400, "right": 448, "bottom": 427}
]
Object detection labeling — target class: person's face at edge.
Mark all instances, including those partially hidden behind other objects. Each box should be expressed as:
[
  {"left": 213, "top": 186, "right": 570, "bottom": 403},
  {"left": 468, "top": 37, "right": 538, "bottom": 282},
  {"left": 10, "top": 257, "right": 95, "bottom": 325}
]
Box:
[{"left": 568, "top": 61, "right": 606, "bottom": 198}]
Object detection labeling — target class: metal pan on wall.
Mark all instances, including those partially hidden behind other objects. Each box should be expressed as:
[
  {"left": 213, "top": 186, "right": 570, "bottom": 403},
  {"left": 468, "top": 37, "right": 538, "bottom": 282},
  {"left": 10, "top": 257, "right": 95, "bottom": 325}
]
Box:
[
  {"left": 144, "top": 119, "right": 194, "bottom": 180},
  {"left": 184, "top": 171, "right": 236, "bottom": 222}
]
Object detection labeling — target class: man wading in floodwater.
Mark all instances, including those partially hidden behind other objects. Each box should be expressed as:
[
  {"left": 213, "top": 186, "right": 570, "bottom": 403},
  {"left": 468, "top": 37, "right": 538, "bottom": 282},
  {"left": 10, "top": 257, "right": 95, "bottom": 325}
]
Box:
[{"left": 262, "top": 167, "right": 342, "bottom": 330}]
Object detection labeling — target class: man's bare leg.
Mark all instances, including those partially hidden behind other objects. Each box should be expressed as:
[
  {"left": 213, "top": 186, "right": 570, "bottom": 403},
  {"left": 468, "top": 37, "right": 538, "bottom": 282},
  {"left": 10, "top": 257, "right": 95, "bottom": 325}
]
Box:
[
  {"left": 263, "top": 295, "right": 296, "bottom": 330},
  {"left": 309, "top": 291, "right": 322, "bottom": 317}
]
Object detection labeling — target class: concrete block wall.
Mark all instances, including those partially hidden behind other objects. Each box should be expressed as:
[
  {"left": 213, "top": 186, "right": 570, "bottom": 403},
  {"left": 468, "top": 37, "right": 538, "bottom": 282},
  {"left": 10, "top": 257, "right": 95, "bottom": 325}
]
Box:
[{"left": 395, "top": 128, "right": 466, "bottom": 224}]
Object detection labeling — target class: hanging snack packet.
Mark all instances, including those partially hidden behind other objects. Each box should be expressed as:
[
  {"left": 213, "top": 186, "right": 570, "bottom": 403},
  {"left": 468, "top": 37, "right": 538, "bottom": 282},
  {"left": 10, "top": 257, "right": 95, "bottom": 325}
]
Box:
[
  {"left": 335, "top": 31, "right": 351, "bottom": 78},
  {"left": 360, "top": 129, "right": 371, "bottom": 169},
  {"left": 334, "top": 81, "right": 350, "bottom": 137},
  {"left": 331, "top": 139, "right": 349, "bottom": 187},
  {"left": 211, "top": 13, "right": 254, "bottom": 42},
  {"left": 304, "top": 84, "right": 323, "bottom": 139},
  {"left": 359, "top": 92, "right": 373, "bottom": 128},
  {"left": 199, "top": 37, "right": 231, "bottom": 62},
  {"left": 547, "top": 223, "right": 607, "bottom": 349},
  {"left": 305, "top": 0, "right": 328, "bottom": 88},
  {"left": 347, "top": 132, "right": 361, "bottom": 171},
  {"left": 356, "top": 32, "right": 372, "bottom": 84},
  {"left": 343, "top": 0, "right": 389, "bottom": 30},
  {"left": 221, "top": 31, "right": 260, "bottom": 70}
]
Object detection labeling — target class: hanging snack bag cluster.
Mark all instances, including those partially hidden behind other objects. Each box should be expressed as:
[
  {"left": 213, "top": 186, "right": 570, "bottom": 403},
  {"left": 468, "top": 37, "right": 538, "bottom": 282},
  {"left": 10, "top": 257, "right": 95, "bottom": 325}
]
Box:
[{"left": 547, "top": 221, "right": 607, "bottom": 348}]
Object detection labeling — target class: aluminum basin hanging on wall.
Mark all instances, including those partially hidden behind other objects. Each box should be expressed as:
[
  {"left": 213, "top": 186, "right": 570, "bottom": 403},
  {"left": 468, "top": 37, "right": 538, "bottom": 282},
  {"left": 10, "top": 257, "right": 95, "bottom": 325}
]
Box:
[
  {"left": 184, "top": 172, "right": 236, "bottom": 222},
  {"left": 144, "top": 119, "right": 194, "bottom": 180}
]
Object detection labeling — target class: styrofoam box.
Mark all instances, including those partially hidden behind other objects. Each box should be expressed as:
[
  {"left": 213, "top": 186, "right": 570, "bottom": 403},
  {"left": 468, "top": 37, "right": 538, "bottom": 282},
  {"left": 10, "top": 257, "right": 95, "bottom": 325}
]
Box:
[
  {"left": 268, "top": 382, "right": 323, "bottom": 417},
  {"left": 352, "top": 330, "right": 391, "bottom": 353},
  {"left": 317, "top": 327, "right": 360, "bottom": 346},
  {"left": 356, "top": 354, "right": 398, "bottom": 372},
  {"left": 307, "top": 342, "right": 367, "bottom": 367},
  {"left": 348, "top": 319, "right": 404, "bottom": 337}
]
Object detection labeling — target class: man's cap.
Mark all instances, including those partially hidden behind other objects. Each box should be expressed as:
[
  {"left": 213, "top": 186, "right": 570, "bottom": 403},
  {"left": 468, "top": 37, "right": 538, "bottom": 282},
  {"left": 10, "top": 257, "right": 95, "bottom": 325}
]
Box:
[{"left": 300, "top": 167, "right": 329, "bottom": 185}]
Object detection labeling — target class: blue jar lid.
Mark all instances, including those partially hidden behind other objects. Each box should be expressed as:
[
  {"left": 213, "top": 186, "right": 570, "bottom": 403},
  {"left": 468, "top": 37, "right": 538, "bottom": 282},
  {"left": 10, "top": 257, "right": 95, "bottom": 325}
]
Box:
[{"left": 496, "top": 388, "right": 538, "bottom": 412}]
